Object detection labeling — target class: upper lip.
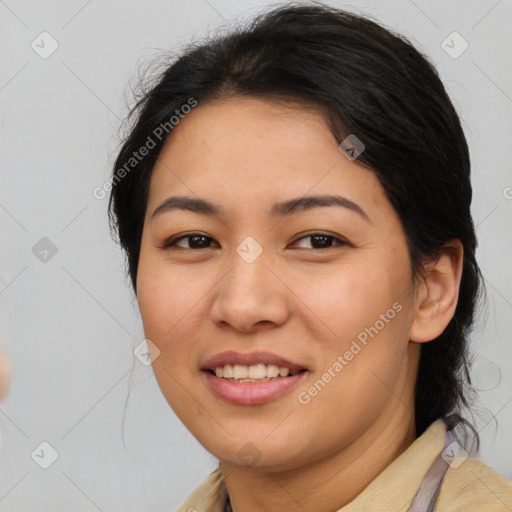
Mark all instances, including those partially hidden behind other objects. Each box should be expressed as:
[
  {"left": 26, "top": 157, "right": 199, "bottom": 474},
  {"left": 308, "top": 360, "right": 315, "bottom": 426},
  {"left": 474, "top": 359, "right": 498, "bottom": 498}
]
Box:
[{"left": 202, "top": 351, "right": 306, "bottom": 374}]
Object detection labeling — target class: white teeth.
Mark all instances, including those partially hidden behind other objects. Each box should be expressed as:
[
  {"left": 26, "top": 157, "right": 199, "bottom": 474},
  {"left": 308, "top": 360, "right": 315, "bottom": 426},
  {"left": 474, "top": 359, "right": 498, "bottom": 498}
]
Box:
[
  {"left": 248, "top": 364, "right": 266, "bottom": 379},
  {"left": 233, "top": 364, "right": 248, "bottom": 379},
  {"left": 267, "top": 364, "right": 280, "bottom": 378},
  {"left": 213, "top": 363, "right": 296, "bottom": 380}
]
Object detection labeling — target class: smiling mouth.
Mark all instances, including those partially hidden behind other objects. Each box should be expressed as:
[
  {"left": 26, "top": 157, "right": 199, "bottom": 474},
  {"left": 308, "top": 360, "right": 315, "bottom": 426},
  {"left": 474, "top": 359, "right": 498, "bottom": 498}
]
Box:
[
  {"left": 207, "top": 363, "right": 307, "bottom": 383},
  {"left": 203, "top": 365, "right": 308, "bottom": 405}
]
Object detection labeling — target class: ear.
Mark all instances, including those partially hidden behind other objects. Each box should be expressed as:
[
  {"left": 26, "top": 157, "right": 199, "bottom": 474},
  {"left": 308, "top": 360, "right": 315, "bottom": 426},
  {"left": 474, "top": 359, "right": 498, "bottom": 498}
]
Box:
[{"left": 409, "top": 240, "right": 464, "bottom": 343}]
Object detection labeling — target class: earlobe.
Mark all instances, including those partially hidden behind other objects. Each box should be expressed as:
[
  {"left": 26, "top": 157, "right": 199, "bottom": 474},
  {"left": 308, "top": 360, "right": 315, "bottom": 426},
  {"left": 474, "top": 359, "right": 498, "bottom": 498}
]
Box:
[{"left": 409, "top": 240, "right": 464, "bottom": 343}]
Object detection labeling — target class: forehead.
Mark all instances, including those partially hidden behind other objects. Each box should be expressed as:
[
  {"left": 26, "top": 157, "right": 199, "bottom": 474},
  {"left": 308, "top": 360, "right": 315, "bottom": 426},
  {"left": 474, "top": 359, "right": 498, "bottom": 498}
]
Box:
[
  {"left": 147, "top": 97, "right": 387, "bottom": 219},
  {"left": 155, "top": 97, "right": 334, "bottom": 166}
]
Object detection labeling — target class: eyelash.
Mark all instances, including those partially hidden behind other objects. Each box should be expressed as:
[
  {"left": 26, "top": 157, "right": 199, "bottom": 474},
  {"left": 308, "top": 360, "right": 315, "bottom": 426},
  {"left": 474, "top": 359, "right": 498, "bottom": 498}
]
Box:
[{"left": 162, "top": 232, "right": 348, "bottom": 250}]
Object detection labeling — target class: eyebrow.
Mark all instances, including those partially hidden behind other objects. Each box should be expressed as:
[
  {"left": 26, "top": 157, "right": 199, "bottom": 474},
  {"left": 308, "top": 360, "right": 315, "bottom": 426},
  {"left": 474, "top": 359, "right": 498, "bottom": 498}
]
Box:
[{"left": 151, "top": 194, "right": 369, "bottom": 221}]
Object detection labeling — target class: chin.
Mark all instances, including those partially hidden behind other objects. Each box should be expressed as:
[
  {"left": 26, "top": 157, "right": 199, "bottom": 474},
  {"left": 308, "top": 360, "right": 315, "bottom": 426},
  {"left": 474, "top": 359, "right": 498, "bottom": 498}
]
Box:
[{"left": 200, "top": 432, "right": 308, "bottom": 473}]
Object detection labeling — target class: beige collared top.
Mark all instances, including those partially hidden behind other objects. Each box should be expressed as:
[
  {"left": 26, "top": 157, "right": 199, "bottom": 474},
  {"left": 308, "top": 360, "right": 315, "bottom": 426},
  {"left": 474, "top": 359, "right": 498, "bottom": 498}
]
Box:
[{"left": 176, "top": 419, "right": 512, "bottom": 511}]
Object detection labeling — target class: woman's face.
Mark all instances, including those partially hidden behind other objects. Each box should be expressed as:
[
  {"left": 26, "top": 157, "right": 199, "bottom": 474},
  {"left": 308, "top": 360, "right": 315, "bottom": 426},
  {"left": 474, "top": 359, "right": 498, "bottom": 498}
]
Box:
[{"left": 137, "top": 97, "right": 422, "bottom": 471}]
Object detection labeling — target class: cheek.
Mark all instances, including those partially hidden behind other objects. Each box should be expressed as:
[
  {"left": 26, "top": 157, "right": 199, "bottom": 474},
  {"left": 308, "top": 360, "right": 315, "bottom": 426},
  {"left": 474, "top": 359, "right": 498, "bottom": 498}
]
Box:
[
  {"left": 294, "top": 253, "right": 415, "bottom": 400},
  {"left": 137, "top": 254, "right": 206, "bottom": 339},
  {"left": 136, "top": 257, "right": 206, "bottom": 417},
  {"left": 295, "top": 258, "right": 405, "bottom": 340},
  {"left": 288, "top": 268, "right": 413, "bottom": 453}
]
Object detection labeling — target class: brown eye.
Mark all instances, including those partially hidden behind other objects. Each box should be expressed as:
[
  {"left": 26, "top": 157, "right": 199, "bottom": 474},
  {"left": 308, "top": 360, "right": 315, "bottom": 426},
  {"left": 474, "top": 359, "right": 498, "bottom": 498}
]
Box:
[
  {"left": 292, "top": 233, "right": 347, "bottom": 250},
  {"left": 164, "top": 234, "right": 218, "bottom": 249}
]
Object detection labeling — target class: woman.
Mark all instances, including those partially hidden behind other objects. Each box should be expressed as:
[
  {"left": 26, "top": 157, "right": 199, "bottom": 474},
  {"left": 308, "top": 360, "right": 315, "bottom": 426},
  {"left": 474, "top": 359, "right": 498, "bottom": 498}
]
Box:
[{"left": 109, "top": 3, "right": 512, "bottom": 511}]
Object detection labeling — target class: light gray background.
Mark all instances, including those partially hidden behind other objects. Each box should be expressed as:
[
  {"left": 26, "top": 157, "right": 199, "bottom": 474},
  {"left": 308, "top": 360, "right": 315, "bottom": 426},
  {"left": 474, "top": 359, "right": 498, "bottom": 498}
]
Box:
[{"left": 0, "top": 0, "right": 511, "bottom": 510}]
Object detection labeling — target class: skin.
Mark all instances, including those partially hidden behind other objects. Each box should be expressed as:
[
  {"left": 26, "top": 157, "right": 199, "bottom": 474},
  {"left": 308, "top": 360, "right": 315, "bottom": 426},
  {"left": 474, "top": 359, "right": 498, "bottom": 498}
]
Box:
[
  {"left": 0, "top": 348, "right": 9, "bottom": 447},
  {"left": 136, "top": 97, "right": 463, "bottom": 511},
  {"left": 0, "top": 349, "right": 8, "bottom": 402}
]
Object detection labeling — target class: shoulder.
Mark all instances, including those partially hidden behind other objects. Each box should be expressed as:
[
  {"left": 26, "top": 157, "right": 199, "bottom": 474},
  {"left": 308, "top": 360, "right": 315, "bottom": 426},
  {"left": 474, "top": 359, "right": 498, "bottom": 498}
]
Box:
[
  {"left": 176, "top": 466, "right": 227, "bottom": 512},
  {"left": 437, "top": 457, "right": 512, "bottom": 511}
]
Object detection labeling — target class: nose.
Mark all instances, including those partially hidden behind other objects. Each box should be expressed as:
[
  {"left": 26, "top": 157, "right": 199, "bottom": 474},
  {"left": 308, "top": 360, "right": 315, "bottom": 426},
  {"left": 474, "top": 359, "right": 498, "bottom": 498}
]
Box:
[{"left": 209, "top": 246, "right": 291, "bottom": 334}]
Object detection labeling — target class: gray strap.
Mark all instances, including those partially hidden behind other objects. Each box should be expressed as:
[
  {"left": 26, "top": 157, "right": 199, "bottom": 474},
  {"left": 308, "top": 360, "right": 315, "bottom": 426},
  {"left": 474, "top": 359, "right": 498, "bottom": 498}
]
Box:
[{"left": 406, "top": 430, "right": 454, "bottom": 512}]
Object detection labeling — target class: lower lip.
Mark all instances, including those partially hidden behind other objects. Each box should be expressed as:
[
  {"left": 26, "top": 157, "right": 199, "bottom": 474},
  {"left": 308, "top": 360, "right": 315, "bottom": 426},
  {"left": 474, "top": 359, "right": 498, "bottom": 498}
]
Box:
[{"left": 203, "top": 370, "right": 308, "bottom": 405}]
